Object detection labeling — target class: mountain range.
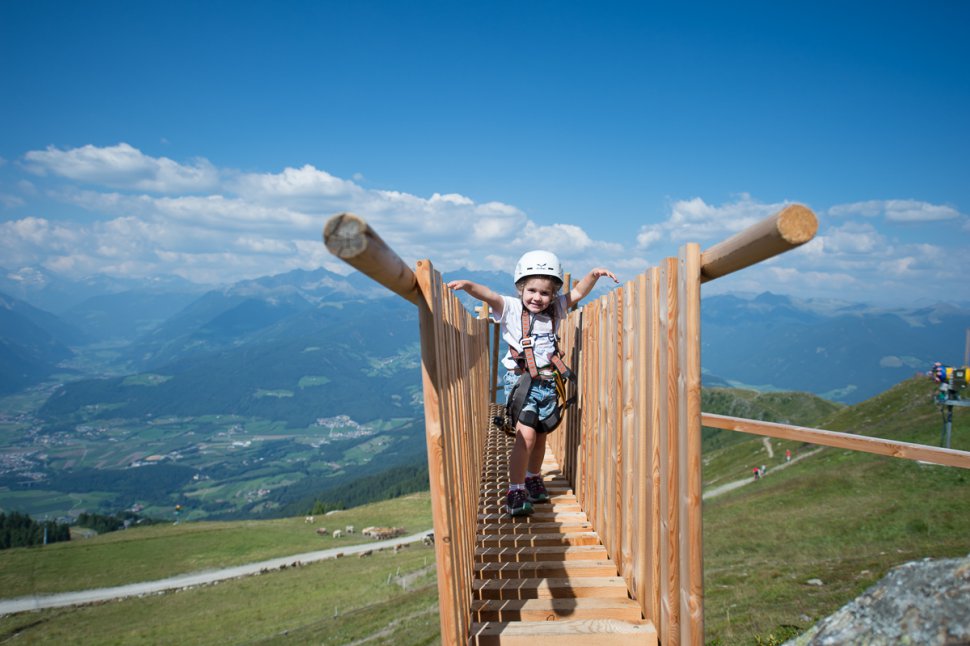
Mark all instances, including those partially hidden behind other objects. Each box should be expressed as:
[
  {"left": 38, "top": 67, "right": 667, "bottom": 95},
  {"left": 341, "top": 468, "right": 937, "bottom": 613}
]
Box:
[{"left": 2, "top": 264, "right": 968, "bottom": 403}]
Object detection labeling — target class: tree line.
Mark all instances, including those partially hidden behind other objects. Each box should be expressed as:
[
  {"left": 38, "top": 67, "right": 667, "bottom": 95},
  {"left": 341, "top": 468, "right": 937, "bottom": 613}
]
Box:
[{"left": 0, "top": 511, "right": 71, "bottom": 549}]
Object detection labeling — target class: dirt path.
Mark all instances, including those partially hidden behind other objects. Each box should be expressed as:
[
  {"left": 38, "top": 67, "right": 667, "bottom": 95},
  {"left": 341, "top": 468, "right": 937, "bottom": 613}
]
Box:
[
  {"left": 702, "top": 447, "right": 823, "bottom": 500},
  {"left": 0, "top": 529, "right": 433, "bottom": 615}
]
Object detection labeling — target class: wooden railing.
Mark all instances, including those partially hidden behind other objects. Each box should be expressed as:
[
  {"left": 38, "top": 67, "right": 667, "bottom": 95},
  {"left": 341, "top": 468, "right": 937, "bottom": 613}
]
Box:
[
  {"left": 320, "top": 204, "right": 970, "bottom": 644},
  {"left": 325, "top": 215, "right": 490, "bottom": 645}
]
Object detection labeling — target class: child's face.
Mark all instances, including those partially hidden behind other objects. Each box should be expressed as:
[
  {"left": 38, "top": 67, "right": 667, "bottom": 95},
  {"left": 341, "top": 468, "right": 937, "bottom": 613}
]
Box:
[{"left": 518, "top": 276, "right": 558, "bottom": 314}]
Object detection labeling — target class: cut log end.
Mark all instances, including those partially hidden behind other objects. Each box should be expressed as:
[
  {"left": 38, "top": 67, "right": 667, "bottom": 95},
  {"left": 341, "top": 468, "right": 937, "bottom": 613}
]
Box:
[
  {"left": 323, "top": 212, "right": 368, "bottom": 259},
  {"left": 777, "top": 204, "right": 819, "bottom": 245}
]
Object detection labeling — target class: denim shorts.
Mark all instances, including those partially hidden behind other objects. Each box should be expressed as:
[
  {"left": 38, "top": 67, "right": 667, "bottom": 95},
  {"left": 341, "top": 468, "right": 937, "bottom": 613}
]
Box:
[{"left": 503, "top": 371, "right": 558, "bottom": 424}]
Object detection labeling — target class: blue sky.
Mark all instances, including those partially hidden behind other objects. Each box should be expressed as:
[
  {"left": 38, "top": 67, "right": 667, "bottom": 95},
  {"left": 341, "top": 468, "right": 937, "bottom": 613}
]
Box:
[{"left": 1, "top": 1, "right": 967, "bottom": 305}]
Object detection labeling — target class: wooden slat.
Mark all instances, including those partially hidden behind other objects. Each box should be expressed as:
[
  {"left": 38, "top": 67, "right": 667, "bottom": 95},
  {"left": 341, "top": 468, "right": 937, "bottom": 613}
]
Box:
[
  {"left": 474, "top": 577, "right": 632, "bottom": 600},
  {"left": 476, "top": 544, "right": 609, "bottom": 563},
  {"left": 472, "top": 597, "right": 643, "bottom": 620},
  {"left": 477, "top": 532, "right": 602, "bottom": 548},
  {"left": 468, "top": 619, "right": 657, "bottom": 645},
  {"left": 679, "top": 243, "right": 704, "bottom": 645},
  {"left": 475, "top": 560, "right": 619, "bottom": 579}
]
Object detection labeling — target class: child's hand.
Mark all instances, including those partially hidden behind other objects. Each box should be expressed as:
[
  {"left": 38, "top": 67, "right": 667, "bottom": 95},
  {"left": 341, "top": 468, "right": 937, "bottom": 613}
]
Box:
[
  {"left": 591, "top": 268, "right": 619, "bottom": 283},
  {"left": 446, "top": 280, "right": 470, "bottom": 292}
]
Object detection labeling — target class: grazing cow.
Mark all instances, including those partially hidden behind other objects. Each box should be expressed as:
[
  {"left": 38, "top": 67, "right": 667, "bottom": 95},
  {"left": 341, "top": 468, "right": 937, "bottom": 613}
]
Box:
[
  {"left": 358, "top": 550, "right": 372, "bottom": 558},
  {"left": 345, "top": 525, "right": 355, "bottom": 534},
  {"left": 332, "top": 529, "right": 343, "bottom": 539},
  {"left": 304, "top": 515, "right": 314, "bottom": 524},
  {"left": 423, "top": 533, "right": 434, "bottom": 546},
  {"left": 316, "top": 527, "right": 329, "bottom": 536}
]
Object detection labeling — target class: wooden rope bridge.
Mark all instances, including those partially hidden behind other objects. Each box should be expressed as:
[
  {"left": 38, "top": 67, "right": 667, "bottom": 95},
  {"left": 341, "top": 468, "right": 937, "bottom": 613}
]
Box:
[{"left": 323, "top": 207, "right": 970, "bottom": 645}]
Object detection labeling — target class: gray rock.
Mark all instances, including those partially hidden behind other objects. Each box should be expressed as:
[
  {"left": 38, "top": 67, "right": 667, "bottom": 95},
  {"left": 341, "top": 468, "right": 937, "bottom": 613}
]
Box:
[{"left": 786, "top": 554, "right": 970, "bottom": 646}]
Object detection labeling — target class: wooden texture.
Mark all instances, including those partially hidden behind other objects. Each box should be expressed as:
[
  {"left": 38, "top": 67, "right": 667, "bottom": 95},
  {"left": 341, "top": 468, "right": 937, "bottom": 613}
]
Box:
[
  {"left": 472, "top": 411, "right": 656, "bottom": 644},
  {"left": 702, "top": 413, "right": 970, "bottom": 469},
  {"left": 699, "top": 204, "right": 817, "bottom": 282},
  {"left": 545, "top": 252, "right": 704, "bottom": 645},
  {"left": 321, "top": 209, "right": 856, "bottom": 645},
  {"left": 414, "top": 259, "right": 490, "bottom": 645},
  {"left": 322, "top": 212, "right": 421, "bottom": 304}
]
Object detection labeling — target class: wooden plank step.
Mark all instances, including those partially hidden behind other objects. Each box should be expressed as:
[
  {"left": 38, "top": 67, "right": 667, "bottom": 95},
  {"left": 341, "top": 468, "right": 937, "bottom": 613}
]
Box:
[
  {"left": 476, "top": 545, "right": 609, "bottom": 563},
  {"left": 479, "top": 520, "right": 592, "bottom": 535},
  {"left": 478, "top": 511, "right": 588, "bottom": 523},
  {"left": 477, "top": 531, "right": 601, "bottom": 548},
  {"left": 475, "top": 559, "right": 618, "bottom": 580},
  {"left": 472, "top": 598, "right": 642, "bottom": 622},
  {"left": 473, "top": 577, "right": 631, "bottom": 600},
  {"left": 480, "top": 501, "right": 581, "bottom": 513},
  {"left": 468, "top": 619, "right": 657, "bottom": 646},
  {"left": 478, "top": 488, "right": 576, "bottom": 502}
]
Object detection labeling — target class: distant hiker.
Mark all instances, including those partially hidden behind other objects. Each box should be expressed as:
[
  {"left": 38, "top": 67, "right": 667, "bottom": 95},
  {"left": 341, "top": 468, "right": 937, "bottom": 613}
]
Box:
[
  {"left": 785, "top": 449, "right": 791, "bottom": 462},
  {"left": 760, "top": 464, "right": 767, "bottom": 478},
  {"left": 752, "top": 467, "right": 760, "bottom": 481},
  {"left": 448, "top": 251, "right": 617, "bottom": 518}
]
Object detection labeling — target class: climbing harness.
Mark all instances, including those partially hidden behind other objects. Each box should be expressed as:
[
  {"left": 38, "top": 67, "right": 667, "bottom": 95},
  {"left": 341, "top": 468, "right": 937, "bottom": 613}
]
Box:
[{"left": 500, "top": 306, "right": 576, "bottom": 435}]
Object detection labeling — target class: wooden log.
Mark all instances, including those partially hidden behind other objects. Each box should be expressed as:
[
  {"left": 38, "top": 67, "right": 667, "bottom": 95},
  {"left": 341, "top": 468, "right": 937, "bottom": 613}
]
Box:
[
  {"left": 699, "top": 204, "right": 817, "bottom": 283},
  {"left": 322, "top": 212, "right": 421, "bottom": 304},
  {"left": 702, "top": 413, "right": 970, "bottom": 470}
]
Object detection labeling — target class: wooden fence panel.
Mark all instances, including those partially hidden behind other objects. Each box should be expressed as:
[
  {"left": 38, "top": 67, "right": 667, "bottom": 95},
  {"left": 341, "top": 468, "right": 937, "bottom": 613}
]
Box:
[{"left": 415, "top": 260, "right": 490, "bottom": 646}]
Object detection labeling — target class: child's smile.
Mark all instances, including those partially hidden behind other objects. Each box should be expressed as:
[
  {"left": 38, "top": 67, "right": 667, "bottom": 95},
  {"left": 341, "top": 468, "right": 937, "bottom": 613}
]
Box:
[{"left": 520, "top": 280, "right": 556, "bottom": 314}]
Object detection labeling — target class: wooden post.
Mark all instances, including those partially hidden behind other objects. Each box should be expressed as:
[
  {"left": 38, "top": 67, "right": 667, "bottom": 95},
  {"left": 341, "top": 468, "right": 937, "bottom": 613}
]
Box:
[
  {"left": 323, "top": 212, "right": 421, "bottom": 304},
  {"left": 700, "top": 204, "right": 817, "bottom": 283},
  {"left": 678, "top": 244, "right": 703, "bottom": 645}
]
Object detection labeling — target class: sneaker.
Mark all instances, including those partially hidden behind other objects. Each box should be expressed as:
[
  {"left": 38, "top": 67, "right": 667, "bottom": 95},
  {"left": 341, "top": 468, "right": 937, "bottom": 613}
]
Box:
[
  {"left": 506, "top": 488, "right": 533, "bottom": 517},
  {"left": 525, "top": 475, "right": 550, "bottom": 503}
]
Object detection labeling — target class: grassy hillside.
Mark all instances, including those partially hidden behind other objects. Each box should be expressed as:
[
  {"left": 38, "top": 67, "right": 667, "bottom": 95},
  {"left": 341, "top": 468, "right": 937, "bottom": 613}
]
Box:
[
  {"left": 2, "top": 379, "right": 968, "bottom": 644},
  {"left": 0, "top": 492, "right": 432, "bottom": 598},
  {"left": 703, "top": 377, "right": 970, "bottom": 644}
]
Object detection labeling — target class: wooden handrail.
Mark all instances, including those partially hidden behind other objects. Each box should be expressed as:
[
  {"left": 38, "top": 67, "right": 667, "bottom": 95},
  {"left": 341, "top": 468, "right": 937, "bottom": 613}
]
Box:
[
  {"left": 323, "top": 212, "right": 421, "bottom": 304},
  {"left": 700, "top": 204, "right": 818, "bottom": 283},
  {"left": 702, "top": 412, "right": 970, "bottom": 469}
]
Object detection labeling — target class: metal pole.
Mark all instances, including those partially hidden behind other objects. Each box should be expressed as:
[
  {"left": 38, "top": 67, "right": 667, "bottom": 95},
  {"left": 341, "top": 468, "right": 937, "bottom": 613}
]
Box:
[{"left": 943, "top": 405, "right": 953, "bottom": 449}]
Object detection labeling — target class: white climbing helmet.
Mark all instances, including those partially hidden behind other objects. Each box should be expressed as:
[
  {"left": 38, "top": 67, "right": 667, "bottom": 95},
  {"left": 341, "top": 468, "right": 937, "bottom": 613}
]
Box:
[{"left": 514, "top": 250, "right": 564, "bottom": 284}]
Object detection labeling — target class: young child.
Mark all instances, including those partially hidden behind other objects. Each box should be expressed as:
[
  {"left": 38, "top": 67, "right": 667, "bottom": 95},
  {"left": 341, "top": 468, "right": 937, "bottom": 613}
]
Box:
[{"left": 448, "top": 250, "right": 617, "bottom": 517}]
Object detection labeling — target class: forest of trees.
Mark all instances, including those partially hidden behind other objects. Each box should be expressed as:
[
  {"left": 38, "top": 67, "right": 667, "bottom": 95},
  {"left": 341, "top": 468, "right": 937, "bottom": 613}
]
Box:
[
  {"left": 75, "top": 511, "right": 156, "bottom": 534},
  {"left": 0, "top": 511, "right": 71, "bottom": 549}
]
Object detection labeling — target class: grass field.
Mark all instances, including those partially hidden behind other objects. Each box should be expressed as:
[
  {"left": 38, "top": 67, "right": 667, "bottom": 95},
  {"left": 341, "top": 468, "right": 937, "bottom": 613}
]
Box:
[
  {"left": 1, "top": 379, "right": 968, "bottom": 644},
  {"left": 0, "top": 542, "right": 441, "bottom": 645},
  {"left": 0, "top": 492, "right": 432, "bottom": 598}
]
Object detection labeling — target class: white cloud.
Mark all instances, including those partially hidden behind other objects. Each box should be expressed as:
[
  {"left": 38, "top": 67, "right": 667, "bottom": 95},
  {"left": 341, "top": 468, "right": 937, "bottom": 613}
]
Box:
[
  {"left": 232, "top": 165, "right": 362, "bottom": 202},
  {"left": 637, "top": 193, "right": 789, "bottom": 250},
  {"left": 817, "top": 222, "right": 885, "bottom": 255},
  {"left": 0, "top": 193, "right": 25, "bottom": 208},
  {"left": 8, "top": 142, "right": 966, "bottom": 305},
  {"left": 24, "top": 143, "right": 218, "bottom": 193},
  {"left": 828, "top": 199, "right": 962, "bottom": 222},
  {"left": 8, "top": 143, "right": 623, "bottom": 285}
]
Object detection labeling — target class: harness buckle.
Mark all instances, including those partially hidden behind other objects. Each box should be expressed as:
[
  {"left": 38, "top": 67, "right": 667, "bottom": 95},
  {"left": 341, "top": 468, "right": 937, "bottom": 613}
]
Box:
[{"left": 521, "top": 337, "right": 533, "bottom": 348}]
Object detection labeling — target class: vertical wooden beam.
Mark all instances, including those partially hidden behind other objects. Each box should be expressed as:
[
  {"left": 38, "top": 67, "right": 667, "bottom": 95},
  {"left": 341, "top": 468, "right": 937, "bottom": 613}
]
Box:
[
  {"left": 679, "top": 244, "right": 704, "bottom": 645},
  {"left": 621, "top": 280, "right": 636, "bottom": 594},
  {"left": 646, "top": 267, "right": 663, "bottom": 627},
  {"left": 415, "top": 259, "right": 462, "bottom": 645},
  {"left": 660, "top": 257, "right": 681, "bottom": 645}
]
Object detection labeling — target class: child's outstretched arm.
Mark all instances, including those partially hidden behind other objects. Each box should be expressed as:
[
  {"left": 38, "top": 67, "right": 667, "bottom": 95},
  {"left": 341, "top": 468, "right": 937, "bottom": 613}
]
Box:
[
  {"left": 447, "top": 280, "right": 505, "bottom": 317},
  {"left": 566, "top": 268, "right": 619, "bottom": 308}
]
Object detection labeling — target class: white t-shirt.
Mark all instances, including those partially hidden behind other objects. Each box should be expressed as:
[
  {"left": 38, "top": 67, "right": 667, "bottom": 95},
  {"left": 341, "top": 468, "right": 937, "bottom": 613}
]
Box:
[{"left": 492, "top": 294, "right": 568, "bottom": 370}]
